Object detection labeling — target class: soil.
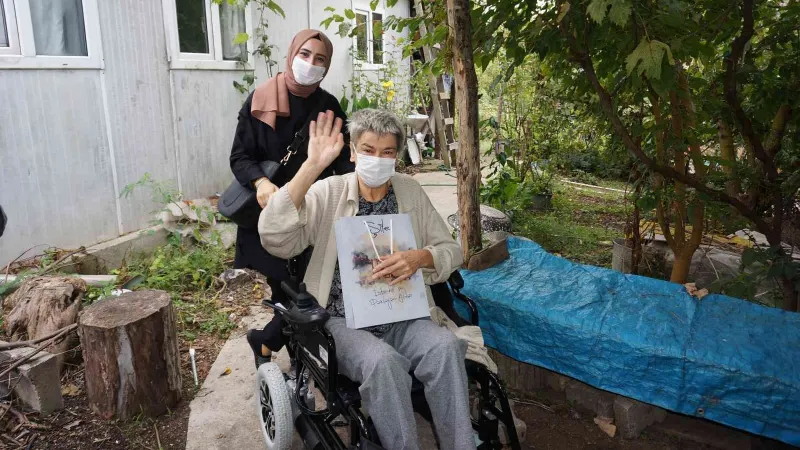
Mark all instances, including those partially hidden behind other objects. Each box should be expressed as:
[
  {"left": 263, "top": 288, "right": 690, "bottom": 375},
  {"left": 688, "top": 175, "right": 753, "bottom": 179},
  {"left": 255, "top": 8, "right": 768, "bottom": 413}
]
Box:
[
  {"left": 3, "top": 270, "right": 263, "bottom": 450},
  {"left": 5, "top": 268, "right": 794, "bottom": 450},
  {"left": 513, "top": 397, "right": 711, "bottom": 450}
]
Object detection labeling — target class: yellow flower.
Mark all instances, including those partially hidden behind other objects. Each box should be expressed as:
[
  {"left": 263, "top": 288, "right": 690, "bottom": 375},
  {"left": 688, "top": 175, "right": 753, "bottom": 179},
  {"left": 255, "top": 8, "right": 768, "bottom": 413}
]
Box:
[
  {"left": 387, "top": 90, "right": 396, "bottom": 102},
  {"left": 382, "top": 80, "right": 394, "bottom": 89}
]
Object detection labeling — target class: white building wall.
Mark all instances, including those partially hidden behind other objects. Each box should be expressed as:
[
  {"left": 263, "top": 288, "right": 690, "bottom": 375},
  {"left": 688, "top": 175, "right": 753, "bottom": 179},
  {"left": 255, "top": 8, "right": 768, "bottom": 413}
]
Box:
[
  {"left": 0, "top": 70, "right": 119, "bottom": 262},
  {"left": 0, "top": 0, "right": 411, "bottom": 266}
]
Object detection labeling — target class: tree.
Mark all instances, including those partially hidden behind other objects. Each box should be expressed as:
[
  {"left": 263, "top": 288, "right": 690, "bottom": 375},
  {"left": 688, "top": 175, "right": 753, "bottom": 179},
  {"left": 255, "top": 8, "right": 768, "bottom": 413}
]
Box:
[
  {"left": 448, "top": 0, "right": 484, "bottom": 262},
  {"left": 471, "top": 0, "right": 799, "bottom": 310}
]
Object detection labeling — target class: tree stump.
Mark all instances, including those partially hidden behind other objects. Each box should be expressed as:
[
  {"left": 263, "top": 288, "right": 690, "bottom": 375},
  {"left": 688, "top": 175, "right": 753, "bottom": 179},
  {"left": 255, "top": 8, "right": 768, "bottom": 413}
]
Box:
[
  {"left": 78, "top": 290, "right": 182, "bottom": 420},
  {"left": 4, "top": 276, "right": 86, "bottom": 373}
]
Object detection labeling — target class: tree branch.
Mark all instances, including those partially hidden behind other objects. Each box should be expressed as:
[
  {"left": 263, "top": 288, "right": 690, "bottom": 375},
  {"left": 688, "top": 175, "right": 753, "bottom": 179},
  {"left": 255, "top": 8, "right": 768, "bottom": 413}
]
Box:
[
  {"left": 557, "top": 14, "right": 768, "bottom": 232},
  {"left": 722, "top": 0, "right": 775, "bottom": 173},
  {"left": 765, "top": 103, "right": 792, "bottom": 156}
]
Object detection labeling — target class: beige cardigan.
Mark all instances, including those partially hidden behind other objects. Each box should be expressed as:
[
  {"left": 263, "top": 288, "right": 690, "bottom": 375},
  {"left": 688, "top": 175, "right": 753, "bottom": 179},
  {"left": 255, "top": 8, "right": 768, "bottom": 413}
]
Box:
[{"left": 258, "top": 172, "right": 463, "bottom": 308}]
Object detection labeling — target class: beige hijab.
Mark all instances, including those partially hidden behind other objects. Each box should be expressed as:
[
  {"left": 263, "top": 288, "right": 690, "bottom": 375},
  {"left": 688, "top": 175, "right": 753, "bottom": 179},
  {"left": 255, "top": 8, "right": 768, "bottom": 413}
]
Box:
[{"left": 250, "top": 29, "right": 334, "bottom": 128}]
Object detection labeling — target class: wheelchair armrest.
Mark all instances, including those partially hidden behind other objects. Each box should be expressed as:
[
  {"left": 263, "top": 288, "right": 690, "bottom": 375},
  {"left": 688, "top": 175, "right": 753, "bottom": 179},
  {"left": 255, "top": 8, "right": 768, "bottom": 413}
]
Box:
[
  {"left": 452, "top": 291, "right": 479, "bottom": 326},
  {"left": 445, "top": 271, "right": 478, "bottom": 326},
  {"left": 280, "top": 280, "right": 330, "bottom": 328},
  {"left": 447, "top": 270, "right": 465, "bottom": 290}
]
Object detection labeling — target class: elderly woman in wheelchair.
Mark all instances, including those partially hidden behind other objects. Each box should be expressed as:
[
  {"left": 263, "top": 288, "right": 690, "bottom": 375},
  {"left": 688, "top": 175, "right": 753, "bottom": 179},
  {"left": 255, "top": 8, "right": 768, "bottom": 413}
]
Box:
[{"left": 255, "top": 108, "right": 519, "bottom": 450}]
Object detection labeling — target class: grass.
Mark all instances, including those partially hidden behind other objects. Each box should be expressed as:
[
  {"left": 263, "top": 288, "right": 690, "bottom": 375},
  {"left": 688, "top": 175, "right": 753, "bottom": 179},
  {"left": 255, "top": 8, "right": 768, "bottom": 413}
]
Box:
[
  {"left": 114, "top": 238, "right": 237, "bottom": 341},
  {"left": 510, "top": 182, "right": 628, "bottom": 267}
]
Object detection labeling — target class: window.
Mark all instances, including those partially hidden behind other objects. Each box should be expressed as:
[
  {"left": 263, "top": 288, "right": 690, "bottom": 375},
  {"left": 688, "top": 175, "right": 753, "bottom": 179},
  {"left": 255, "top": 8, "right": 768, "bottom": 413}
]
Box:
[
  {"left": 0, "top": 0, "right": 103, "bottom": 68},
  {"left": 353, "top": 4, "right": 383, "bottom": 69},
  {"left": 163, "top": 0, "right": 252, "bottom": 70}
]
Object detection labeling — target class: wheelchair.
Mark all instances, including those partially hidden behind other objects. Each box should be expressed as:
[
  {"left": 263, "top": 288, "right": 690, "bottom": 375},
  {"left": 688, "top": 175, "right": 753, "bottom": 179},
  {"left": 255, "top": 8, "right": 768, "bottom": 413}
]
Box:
[{"left": 254, "top": 256, "right": 521, "bottom": 450}]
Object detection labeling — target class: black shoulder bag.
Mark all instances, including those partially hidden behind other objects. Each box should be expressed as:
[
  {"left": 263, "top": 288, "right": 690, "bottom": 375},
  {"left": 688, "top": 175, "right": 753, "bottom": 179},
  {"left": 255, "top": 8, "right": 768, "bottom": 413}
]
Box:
[{"left": 219, "top": 97, "right": 327, "bottom": 229}]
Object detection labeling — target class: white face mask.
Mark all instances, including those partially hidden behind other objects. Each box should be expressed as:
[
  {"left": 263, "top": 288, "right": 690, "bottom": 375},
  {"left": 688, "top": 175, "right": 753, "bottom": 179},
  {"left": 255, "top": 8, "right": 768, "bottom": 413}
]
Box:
[
  {"left": 291, "top": 56, "right": 326, "bottom": 86},
  {"left": 355, "top": 153, "right": 396, "bottom": 188}
]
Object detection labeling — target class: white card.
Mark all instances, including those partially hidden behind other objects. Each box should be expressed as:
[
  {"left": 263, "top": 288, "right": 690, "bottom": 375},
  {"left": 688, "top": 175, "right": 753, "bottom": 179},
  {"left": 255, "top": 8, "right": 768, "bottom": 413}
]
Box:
[{"left": 334, "top": 214, "right": 430, "bottom": 329}]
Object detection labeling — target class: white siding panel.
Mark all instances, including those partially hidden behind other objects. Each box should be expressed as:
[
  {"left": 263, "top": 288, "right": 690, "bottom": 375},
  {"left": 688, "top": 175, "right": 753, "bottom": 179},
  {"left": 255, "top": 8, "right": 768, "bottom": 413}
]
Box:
[
  {"left": 98, "top": 0, "right": 178, "bottom": 233},
  {"left": 172, "top": 70, "right": 247, "bottom": 200},
  {"left": 0, "top": 71, "right": 118, "bottom": 265}
]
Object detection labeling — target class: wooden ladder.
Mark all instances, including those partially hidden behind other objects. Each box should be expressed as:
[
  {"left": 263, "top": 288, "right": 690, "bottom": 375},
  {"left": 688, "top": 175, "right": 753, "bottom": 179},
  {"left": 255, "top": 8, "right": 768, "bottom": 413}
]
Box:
[{"left": 414, "top": 0, "right": 458, "bottom": 169}]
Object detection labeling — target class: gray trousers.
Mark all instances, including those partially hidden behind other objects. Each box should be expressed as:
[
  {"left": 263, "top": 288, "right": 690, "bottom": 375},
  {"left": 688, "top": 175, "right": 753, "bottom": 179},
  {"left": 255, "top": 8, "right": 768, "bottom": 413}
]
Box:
[{"left": 325, "top": 317, "right": 476, "bottom": 450}]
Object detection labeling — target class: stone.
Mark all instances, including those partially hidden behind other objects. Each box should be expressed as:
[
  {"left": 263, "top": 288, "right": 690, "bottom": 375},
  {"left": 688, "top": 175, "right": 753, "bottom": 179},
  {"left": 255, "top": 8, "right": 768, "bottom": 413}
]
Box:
[
  {"left": 652, "top": 413, "right": 753, "bottom": 450},
  {"left": 565, "top": 380, "right": 616, "bottom": 418},
  {"left": 500, "top": 412, "right": 528, "bottom": 445},
  {"left": 447, "top": 205, "right": 512, "bottom": 233},
  {"left": 484, "top": 230, "right": 512, "bottom": 244},
  {"left": 0, "top": 344, "right": 63, "bottom": 414},
  {"left": 614, "top": 396, "right": 667, "bottom": 439},
  {"left": 546, "top": 372, "right": 570, "bottom": 393},
  {"left": 486, "top": 349, "right": 548, "bottom": 392}
]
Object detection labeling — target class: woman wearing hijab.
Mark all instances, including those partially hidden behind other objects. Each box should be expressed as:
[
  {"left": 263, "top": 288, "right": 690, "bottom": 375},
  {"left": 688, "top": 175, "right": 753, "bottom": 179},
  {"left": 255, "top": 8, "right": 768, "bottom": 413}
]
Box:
[{"left": 229, "top": 29, "right": 353, "bottom": 364}]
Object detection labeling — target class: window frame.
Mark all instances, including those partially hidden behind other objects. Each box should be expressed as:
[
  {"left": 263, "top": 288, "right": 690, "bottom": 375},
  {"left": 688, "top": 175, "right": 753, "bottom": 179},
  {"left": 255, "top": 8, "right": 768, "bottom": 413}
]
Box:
[
  {"left": 162, "top": 0, "right": 254, "bottom": 71},
  {"left": 0, "top": 0, "right": 104, "bottom": 69},
  {"left": 352, "top": 2, "right": 384, "bottom": 71}
]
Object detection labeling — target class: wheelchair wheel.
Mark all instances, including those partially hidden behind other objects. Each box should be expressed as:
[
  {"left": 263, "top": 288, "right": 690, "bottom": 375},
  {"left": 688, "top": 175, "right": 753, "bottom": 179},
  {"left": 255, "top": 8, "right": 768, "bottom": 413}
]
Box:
[{"left": 256, "top": 362, "right": 293, "bottom": 449}]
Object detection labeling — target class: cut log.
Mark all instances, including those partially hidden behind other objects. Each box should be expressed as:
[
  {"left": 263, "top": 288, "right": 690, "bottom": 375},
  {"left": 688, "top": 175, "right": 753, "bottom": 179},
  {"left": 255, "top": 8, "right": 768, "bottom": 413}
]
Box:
[
  {"left": 3, "top": 276, "right": 85, "bottom": 373},
  {"left": 78, "top": 290, "right": 182, "bottom": 420}
]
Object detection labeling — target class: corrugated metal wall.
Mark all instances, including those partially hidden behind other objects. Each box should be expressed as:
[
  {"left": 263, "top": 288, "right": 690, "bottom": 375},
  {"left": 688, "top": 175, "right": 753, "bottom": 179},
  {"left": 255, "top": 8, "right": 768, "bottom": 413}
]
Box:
[
  {"left": 98, "top": 0, "right": 178, "bottom": 233},
  {"left": 172, "top": 70, "right": 248, "bottom": 199},
  {"left": 0, "top": 71, "right": 119, "bottom": 262},
  {"left": 0, "top": 0, "right": 411, "bottom": 266}
]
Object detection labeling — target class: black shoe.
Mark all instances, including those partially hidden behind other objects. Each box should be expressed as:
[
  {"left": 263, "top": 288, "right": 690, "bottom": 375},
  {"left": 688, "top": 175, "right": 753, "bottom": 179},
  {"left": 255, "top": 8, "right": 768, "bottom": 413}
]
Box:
[{"left": 246, "top": 329, "right": 272, "bottom": 369}]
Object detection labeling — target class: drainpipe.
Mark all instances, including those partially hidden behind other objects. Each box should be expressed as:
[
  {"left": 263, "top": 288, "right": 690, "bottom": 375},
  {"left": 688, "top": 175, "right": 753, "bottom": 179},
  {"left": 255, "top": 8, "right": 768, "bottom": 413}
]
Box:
[{"left": 307, "top": 0, "right": 311, "bottom": 28}]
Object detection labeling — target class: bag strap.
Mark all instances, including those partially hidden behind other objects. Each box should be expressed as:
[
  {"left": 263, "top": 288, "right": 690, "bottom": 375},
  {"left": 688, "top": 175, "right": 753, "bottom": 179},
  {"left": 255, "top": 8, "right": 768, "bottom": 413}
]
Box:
[{"left": 279, "top": 93, "right": 331, "bottom": 166}]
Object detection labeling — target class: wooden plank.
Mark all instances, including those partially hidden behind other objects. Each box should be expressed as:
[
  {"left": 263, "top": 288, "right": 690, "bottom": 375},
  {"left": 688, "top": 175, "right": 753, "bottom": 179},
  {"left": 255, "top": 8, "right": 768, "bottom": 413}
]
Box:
[
  {"left": 444, "top": 117, "right": 455, "bottom": 125},
  {"left": 439, "top": 92, "right": 451, "bottom": 100}
]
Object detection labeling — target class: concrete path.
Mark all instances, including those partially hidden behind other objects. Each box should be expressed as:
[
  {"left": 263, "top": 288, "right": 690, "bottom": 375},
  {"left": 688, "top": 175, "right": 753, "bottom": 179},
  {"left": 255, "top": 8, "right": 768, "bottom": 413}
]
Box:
[{"left": 185, "top": 172, "right": 451, "bottom": 449}]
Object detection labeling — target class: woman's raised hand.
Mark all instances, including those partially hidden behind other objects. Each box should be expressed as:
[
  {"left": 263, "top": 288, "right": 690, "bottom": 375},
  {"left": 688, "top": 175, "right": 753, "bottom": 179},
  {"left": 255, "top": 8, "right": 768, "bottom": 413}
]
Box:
[{"left": 306, "top": 110, "right": 344, "bottom": 169}]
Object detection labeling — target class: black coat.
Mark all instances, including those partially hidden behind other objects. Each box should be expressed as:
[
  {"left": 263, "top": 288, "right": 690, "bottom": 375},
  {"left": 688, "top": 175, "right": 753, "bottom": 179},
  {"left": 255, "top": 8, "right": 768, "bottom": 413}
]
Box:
[{"left": 230, "top": 88, "right": 354, "bottom": 280}]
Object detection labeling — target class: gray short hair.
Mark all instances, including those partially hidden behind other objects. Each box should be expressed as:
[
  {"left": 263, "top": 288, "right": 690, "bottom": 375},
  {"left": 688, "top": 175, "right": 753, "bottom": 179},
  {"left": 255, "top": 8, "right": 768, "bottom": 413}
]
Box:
[{"left": 348, "top": 109, "right": 405, "bottom": 152}]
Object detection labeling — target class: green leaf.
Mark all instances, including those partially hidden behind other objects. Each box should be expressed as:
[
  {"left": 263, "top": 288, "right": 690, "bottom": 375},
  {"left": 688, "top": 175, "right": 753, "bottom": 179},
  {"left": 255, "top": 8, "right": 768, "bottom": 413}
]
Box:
[
  {"left": 266, "top": 1, "right": 285, "bottom": 18},
  {"left": 625, "top": 38, "right": 675, "bottom": 80},
  {"left": 387, "top": 0, "right": 398, "bottom": 6},
  {"left": 232, "top": 32, "right": 249, "bottom": 45},
  {"left": 320, "top": 17, "right": 334, "bottom": 29},
  {"left": 334, "top": 14, "right": 345, "bottom": 23},
  {"left": 587, "top": 0, "right": 611, "bottom": 24},
  {"left": 741, "top": 248, "right": 758, "bottom": 267},
  {"left": 324, "top": 6, "right": 336, "bottom": 12},
  {"left": 340, "top": 96, "right": 350, "bottom": 113},
  {"left": 557, "top": 2, "right": 571, "bottom": 23},
  {"left": 607, "top": 0, "right": 631, "bottom": 27},
  {"left": 370, "top": 0, "right": 379, "bottom": 11},
  {"left": 432, "top": 25, "right": 448, "bottom": 43},
  {"left": 344, "top": 8, "right": 355, "bottom": 19}
]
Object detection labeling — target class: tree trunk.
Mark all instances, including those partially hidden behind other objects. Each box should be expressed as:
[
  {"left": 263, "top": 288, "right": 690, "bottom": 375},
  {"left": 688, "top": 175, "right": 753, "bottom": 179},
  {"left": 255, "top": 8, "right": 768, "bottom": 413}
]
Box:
[
  {"left": 670, "top": 249, "right": 693, "bottom": 284},
  {"left": 4, "top": 276, "right": 85, "bottom": 373},
  {"left": 447, "top": 0, "right": 483, "bottom": 262},
  {"left": 78, "top": 290, "right": 182, "bottom": 420},
  {"left": 717, "top": 119, "right": 740, "bottom": 197}
]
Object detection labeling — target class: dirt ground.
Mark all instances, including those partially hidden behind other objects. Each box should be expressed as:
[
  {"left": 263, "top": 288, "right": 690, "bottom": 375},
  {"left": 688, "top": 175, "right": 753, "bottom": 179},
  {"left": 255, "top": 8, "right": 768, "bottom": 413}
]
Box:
[
  {"left": 6, "top": 270, "right": 263, "bottom": 450},
  {"left": 6, "top": 268, "right": 796, "bottom": 450},
  {"left": 511, "top": 389, "right": 794, "bottom": 450}
]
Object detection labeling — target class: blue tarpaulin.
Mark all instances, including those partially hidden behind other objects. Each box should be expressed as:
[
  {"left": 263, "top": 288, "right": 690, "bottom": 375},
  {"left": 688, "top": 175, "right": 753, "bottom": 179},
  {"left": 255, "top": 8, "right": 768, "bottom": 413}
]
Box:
[{"left": 460, "top": 237, "right": 800, "bottom": 446}]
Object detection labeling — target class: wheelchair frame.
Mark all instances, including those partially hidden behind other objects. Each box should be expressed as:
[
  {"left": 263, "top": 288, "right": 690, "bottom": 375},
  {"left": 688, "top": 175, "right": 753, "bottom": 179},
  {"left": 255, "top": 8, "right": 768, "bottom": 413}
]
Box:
[{"left": 263, "top": 258, "right": 521, "bottom": 450}]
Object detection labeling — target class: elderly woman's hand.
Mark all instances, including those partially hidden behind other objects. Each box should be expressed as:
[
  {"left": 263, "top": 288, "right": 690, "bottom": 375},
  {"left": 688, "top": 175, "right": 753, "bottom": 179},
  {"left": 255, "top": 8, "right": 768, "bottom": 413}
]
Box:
[
  {"left": 306, "top": 110, "right": 345, "bottom": 170},
  {"left": 370, "top": 249, "right": 434, "bottom": 286}
]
